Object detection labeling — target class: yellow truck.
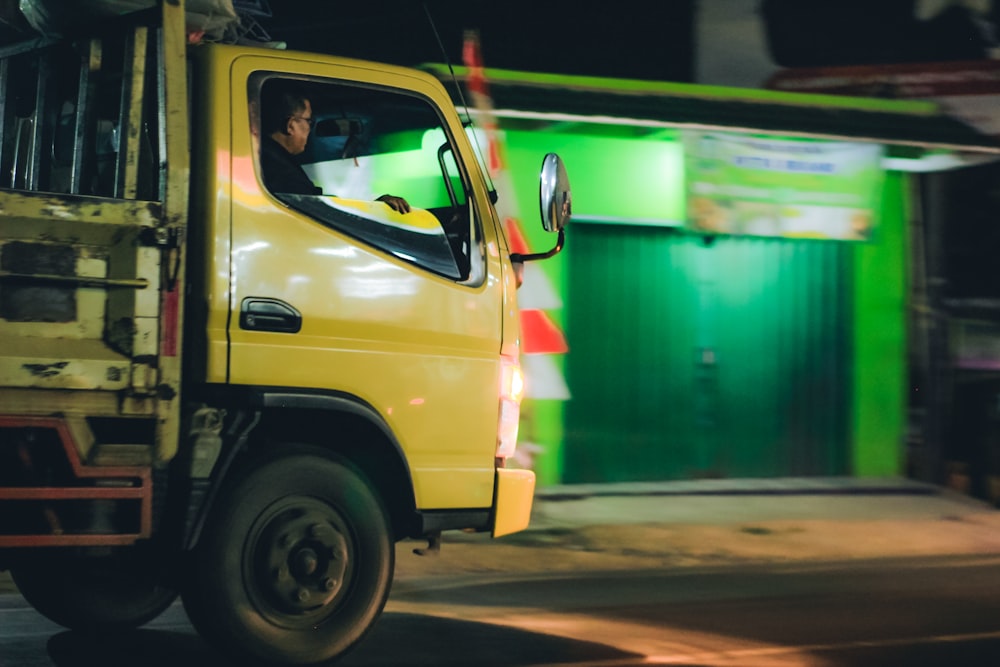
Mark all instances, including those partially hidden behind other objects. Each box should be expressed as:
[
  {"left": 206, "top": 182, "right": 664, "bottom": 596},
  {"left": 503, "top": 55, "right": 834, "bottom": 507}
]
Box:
[{"left": 0, "top": 1, "right": 570, "bottom": 663}]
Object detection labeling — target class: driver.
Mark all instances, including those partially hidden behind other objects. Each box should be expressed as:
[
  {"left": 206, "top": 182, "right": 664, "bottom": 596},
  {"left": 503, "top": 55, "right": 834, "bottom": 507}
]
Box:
[{"left": 260, "top": 82, "right": 410, "bottom": 213}]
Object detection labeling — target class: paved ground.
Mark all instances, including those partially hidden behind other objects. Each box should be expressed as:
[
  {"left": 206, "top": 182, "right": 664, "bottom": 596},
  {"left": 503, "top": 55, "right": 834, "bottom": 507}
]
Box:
[
  {"left": 4, "top": 477, "right": 1000, "bottom": 595},
  {"left": 394, "top": 476, "right": 1000, "bottom": 579}
]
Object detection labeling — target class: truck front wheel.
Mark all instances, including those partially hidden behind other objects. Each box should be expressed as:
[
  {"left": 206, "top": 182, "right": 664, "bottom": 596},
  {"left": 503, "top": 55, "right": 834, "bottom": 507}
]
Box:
[{"left": 181, "top": 449, "right": 393, "bottom": 666}]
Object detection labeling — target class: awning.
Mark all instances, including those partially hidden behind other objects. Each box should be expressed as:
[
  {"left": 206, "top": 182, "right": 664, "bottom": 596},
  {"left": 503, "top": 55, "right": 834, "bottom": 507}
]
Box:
[{"left": 423, "top": 64, "right": 1000, "bottom": 169}]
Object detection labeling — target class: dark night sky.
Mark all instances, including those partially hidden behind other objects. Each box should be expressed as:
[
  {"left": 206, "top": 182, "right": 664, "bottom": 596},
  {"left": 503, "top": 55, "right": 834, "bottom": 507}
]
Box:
[
  {"left": 254, "top": 1, "right": 696, "bottom": 82},
  {"left": 248, "top": 0, "right": 999, "bottom": 84}
]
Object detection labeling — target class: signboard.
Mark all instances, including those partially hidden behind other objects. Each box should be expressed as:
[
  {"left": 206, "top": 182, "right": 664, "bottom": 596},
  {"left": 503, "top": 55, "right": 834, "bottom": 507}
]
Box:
[{"left": 682, "top": 132, "right": 885, "bottom": 241}]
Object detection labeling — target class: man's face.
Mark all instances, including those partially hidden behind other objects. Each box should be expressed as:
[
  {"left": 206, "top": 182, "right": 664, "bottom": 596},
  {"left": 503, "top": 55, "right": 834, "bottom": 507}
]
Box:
[{"left": 287, "top": 99, "right": 313, "bottom": 155}]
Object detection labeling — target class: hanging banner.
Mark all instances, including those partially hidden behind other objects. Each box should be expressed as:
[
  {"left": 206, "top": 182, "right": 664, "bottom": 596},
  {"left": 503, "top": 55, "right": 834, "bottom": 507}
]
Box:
[{"left": 682, "top": 132, "right": 885, "bottom": 241}]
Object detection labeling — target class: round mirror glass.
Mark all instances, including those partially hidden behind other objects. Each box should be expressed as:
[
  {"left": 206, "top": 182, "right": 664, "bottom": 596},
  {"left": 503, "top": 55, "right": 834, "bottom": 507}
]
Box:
[{"left": 539, "top": 153, "right": 571, "bottom": 233}]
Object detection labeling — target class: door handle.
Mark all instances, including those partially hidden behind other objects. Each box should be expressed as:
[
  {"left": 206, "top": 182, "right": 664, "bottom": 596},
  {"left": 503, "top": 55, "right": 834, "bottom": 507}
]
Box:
[{"left": 240, "top": 297, "right": 302, "bottom": 333}]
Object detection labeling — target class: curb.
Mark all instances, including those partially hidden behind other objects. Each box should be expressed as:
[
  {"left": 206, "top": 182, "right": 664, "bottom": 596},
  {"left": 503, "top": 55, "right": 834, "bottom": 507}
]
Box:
[{"left": 533, "top": 477, "right": 941, "bottom": 502}]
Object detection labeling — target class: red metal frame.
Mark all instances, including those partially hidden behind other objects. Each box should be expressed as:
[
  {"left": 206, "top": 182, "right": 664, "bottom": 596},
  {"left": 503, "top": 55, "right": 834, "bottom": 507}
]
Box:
[{"left": 0, "top": 415, "right": 152, "bottom": 547}]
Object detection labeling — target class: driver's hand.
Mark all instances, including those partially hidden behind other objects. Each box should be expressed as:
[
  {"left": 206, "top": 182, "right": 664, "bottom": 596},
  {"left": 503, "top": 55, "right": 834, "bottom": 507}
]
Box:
[{"left": 376, "top": 194, "right": 411, "bottom": 213}]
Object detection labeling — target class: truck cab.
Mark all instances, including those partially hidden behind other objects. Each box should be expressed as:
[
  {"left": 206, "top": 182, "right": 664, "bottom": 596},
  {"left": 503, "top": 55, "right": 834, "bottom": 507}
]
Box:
[{"left": 0, "top": 2, "right": 570, "bottom": 664}]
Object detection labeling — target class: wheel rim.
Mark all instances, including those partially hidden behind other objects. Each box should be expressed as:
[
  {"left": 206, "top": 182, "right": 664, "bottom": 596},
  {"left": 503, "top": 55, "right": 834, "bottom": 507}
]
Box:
[{"left": 244, "top": 496, "right": 354, "bottom": 629}]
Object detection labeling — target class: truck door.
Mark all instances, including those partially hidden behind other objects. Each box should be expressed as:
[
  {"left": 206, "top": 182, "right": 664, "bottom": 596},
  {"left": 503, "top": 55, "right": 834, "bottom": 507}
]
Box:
[{"left": 224, "top": 56, "right": 505, "bottom": 509}]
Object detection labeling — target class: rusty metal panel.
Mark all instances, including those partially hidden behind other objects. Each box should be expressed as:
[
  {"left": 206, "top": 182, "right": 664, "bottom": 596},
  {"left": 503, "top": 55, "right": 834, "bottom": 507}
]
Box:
[
  {"left": 0, "top": 0, "right": 187, "bottom": 473},
  {"left": 0, "top": 415, "right": 152, "bottom": 547},
  {"left": 0, "top": 241, "right": 76, "bottom": 322}
]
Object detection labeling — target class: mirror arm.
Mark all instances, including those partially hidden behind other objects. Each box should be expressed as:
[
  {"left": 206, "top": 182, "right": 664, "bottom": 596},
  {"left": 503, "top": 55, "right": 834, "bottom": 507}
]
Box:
[{"left": 510, "top": 229, "right": 565, "bottom": 263}]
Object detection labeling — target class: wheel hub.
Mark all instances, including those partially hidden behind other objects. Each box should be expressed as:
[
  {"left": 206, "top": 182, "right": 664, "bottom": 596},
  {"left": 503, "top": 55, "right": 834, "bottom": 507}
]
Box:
[
  {"left": 291, "top": 548, "right": 319, "bottom": 578},
  {"left": 252, "top": 501, "right": 350, "bottom": 617}
]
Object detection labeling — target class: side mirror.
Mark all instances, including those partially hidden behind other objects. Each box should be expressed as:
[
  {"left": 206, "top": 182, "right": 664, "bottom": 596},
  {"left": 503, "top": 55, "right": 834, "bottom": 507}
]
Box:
[
  {"left": 511, "top": 153, "right": 571, "bottom": 263},
  {"left": 540, "top": 152, "right": 571, "bottom": 233}
]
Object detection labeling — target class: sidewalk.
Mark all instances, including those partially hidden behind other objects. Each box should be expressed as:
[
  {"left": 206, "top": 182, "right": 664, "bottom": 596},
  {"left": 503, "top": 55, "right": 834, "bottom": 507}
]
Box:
[
  {"left": 394, "top": 476, "right": 1000, "bottom": 579},
  {"left": 529, "top": 475, "right": 963, "bottom": 529}
]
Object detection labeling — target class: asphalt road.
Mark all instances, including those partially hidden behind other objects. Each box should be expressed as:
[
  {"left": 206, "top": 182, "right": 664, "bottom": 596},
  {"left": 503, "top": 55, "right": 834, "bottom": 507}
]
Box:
[
  {"left": 4, "top": 552, "right": 1000, "bottom": 666},
  {"left": 392, "top": 554, "right": 1000, "bottom": 666},
  {"left": 3, "top": 484, "right": 1000, "bottom": 666}
]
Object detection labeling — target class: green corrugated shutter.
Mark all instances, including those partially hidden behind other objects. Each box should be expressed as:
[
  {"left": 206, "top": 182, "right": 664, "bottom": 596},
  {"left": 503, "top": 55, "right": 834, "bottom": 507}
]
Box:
[{"left": 564, "top": 224, "right": 850, "bottom": 482}]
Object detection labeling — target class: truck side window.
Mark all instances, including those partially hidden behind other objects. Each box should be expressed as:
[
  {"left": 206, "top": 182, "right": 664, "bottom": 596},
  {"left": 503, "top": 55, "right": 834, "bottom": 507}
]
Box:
[{"left": 253, "top": 75, "right": 485, "bottom": 284}]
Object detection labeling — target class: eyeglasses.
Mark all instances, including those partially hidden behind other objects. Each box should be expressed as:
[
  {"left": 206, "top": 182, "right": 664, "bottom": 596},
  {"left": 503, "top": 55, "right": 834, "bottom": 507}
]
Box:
[{"left": 291, "top": 115, "right": 314, "bottom": 128}]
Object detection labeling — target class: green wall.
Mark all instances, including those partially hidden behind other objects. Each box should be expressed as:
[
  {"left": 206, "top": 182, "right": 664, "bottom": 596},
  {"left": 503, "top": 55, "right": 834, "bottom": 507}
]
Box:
[
  {"left": 500, "top": 124, "right": 908, "bottom": 483},
  {"left": 851, "top": 171, "right": 908, "bottom": 475}
]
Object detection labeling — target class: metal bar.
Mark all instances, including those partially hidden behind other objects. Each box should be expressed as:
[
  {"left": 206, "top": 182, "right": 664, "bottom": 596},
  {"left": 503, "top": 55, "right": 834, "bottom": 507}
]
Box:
[
  {"left": 0, "top": 37, "right": 57, "bottom": 60},
  {"left": 114, "top": 34, "right": 130, "bottom": 198},
  {"left": 155, "top": 25, "right": 168, "bottom": 202},
  {"left": 0, "top": 534, "right": 143, "bottom": 548},
  {"left": 0, "top": 415, "right": 153, "bottom": 479},
  {"left": 0, "top": 488, "right": 145, "bottom": 500},
  {"left": 26, "top": 53, "right": 51, "bottom": 190},
  {"left": 0, "top": 414, "right": 153, "bottom": 543},
  {"left": 71, "top": 39, "right": 102, "bottom": 195},
  {"left": 153, "top": 0, "right": 190, "bottom": 465},
  {"left": 0, "top": 57, "right": 8, "bottom": 188},
  {"left": 10, "top": 118, "right": 26, "bottom": 188},
  {"left": 0, "top": 271, "right": 149, "bottom": 289},
  {"left": 115, "top": 26, "right": 148, "bottom": 199},
  {"left": 0, "top": 188, "right": 163, "bottom": 227}
]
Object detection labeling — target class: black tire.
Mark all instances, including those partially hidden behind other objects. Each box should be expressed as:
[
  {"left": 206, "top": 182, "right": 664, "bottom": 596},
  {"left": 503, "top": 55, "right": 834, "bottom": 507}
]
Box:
[
  {"left": 10, "top": 548, "right": 179, "bottom": 630},
  {"left": 181, "top": 450, "right": 393, "bottom": 666}
]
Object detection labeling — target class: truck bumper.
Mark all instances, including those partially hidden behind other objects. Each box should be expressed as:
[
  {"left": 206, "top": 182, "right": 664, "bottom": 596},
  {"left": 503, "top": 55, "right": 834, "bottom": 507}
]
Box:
[{"left": 492, "top": 468, "right": 536, "bottom": 537}]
